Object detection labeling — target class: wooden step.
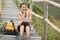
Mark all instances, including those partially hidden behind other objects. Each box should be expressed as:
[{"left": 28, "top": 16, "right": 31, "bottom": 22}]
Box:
[{"left": 0, "top": 35, "right": 41, "bottom": 40}]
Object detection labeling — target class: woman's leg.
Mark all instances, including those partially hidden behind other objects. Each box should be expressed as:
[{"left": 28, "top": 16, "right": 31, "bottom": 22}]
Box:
[
  {"left": 20, "top": 25, "right": 24, "bottom": 36},
  {"left": 26, "top": 26, "right": 30, "bottom": 37}
]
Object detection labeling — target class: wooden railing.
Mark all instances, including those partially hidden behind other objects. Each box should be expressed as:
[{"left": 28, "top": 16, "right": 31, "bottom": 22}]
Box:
[
  {"left": 45, "top": 0, "right": 60, "bottom": 8},
  {"left": 32, "top": 0, "right": 60, "bottom": 8},
  {"left": 18, "top": 0, "right": 60, "bottom": 33}
]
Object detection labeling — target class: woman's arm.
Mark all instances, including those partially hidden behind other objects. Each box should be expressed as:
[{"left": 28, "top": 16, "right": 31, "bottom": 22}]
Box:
[
  {"left": 17, "top": 12, "right": 22, "bottom": 21},
  {"left": 17, "top": 11, "right": 25, "bottom": 21}
]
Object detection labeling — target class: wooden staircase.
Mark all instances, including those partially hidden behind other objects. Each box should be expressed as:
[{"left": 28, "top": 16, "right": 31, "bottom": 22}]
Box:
[{"left": 0, "top": 0, "right": 41, "bottom": 40}]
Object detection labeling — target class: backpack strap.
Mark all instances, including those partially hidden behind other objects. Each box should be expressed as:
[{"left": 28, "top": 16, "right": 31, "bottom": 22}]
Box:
[{"left": 10, "top": 20, "right": 18, "bottom": 35}]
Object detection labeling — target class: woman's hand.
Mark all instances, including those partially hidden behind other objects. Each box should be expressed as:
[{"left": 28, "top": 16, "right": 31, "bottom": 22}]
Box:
[
  {"left": 24, "top": 11, "right": 32, "bottom": 23},
  {"left": 22, "top": 10, "right": 26, "bottom": 14},
  {"left": 18, "top": 20, "right": 24, "bottom": 26}
]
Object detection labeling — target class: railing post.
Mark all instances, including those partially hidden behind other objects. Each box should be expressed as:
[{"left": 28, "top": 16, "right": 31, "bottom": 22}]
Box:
[
  {"left": 0, "top": 0, "right": 2, "bottom": 17},
  {"left": 22, "top": 0, "right": 25, "bottom": 3},
  {"left": 30, "top": 0, "right": 33, "bottom": 10},
  {"left": 0, "top": 0, "right": 2, "bottom": 13},
  {"left": 42, "top": 0, "right": 48, "bottom": 40}
]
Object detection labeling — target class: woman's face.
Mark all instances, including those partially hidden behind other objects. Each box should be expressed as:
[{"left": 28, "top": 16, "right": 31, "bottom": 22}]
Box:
[{"left": 21, "top": 4, "right": 27, "bottom": 11}]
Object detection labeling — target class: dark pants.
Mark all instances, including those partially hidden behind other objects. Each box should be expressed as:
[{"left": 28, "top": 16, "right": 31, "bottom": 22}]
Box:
[{"left": 17, "top": 22, "right": 30, "bottom": 32}]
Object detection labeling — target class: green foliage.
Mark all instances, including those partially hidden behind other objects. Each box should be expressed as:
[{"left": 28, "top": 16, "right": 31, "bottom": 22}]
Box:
[
  {"left": 33, "top": 3, "right": 44, "bottom": 16},
  {"left": 31, "top": 15, "right": 43, "bottom": 35},
  {"left": 32, "top": 3, "right": 60, "bottom": 40}
]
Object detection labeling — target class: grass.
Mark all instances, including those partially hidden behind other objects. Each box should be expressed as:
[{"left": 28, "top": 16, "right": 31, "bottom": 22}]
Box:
[{"left": 48, "top": 4, "right": 60, "bottom": 21}]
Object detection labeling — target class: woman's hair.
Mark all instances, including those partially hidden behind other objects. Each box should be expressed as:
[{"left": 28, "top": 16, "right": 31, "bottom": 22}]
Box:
[{"left": 20, "top": 3, "right": 27, "bottom": 8}]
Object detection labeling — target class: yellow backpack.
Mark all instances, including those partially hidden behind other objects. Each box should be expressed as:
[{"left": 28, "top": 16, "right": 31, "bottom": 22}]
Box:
[{"left": 5, "top": 22, "right": 14, "bottom": 30}]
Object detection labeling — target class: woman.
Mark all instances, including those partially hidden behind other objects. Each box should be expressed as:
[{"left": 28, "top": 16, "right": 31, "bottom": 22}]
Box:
[{"left": 17, "top": 3, "right": 32, "bottom": 40}]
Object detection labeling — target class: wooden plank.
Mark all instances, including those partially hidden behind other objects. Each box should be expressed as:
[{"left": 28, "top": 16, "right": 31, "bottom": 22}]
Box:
[{"left": 0, "top": 35, "right": 41, "bottom": 40}]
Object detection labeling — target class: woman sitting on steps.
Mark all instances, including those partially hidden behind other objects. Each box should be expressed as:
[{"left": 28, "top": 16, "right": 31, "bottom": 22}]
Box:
[{"left": 17, "top": 3, "right": 32, "bottom": 40}]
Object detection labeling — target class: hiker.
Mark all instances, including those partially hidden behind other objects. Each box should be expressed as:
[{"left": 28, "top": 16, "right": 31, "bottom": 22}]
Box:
[{"left": 17, "top": 3, "right": 32, "bottom": 40}]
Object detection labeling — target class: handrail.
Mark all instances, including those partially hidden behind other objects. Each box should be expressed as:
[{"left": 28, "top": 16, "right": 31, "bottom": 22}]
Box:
[
  {"left": 32, "top": 0, "right": 60, "bottom": 8},
  {"left": 45, "top": 19, "right": 60, "bottom": 34},
  {"left": 18, "top": 0, "right": 60, "bottom": 34},
  {"left": 46, "top": 0, "right": 60, "bottom": 8}
]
